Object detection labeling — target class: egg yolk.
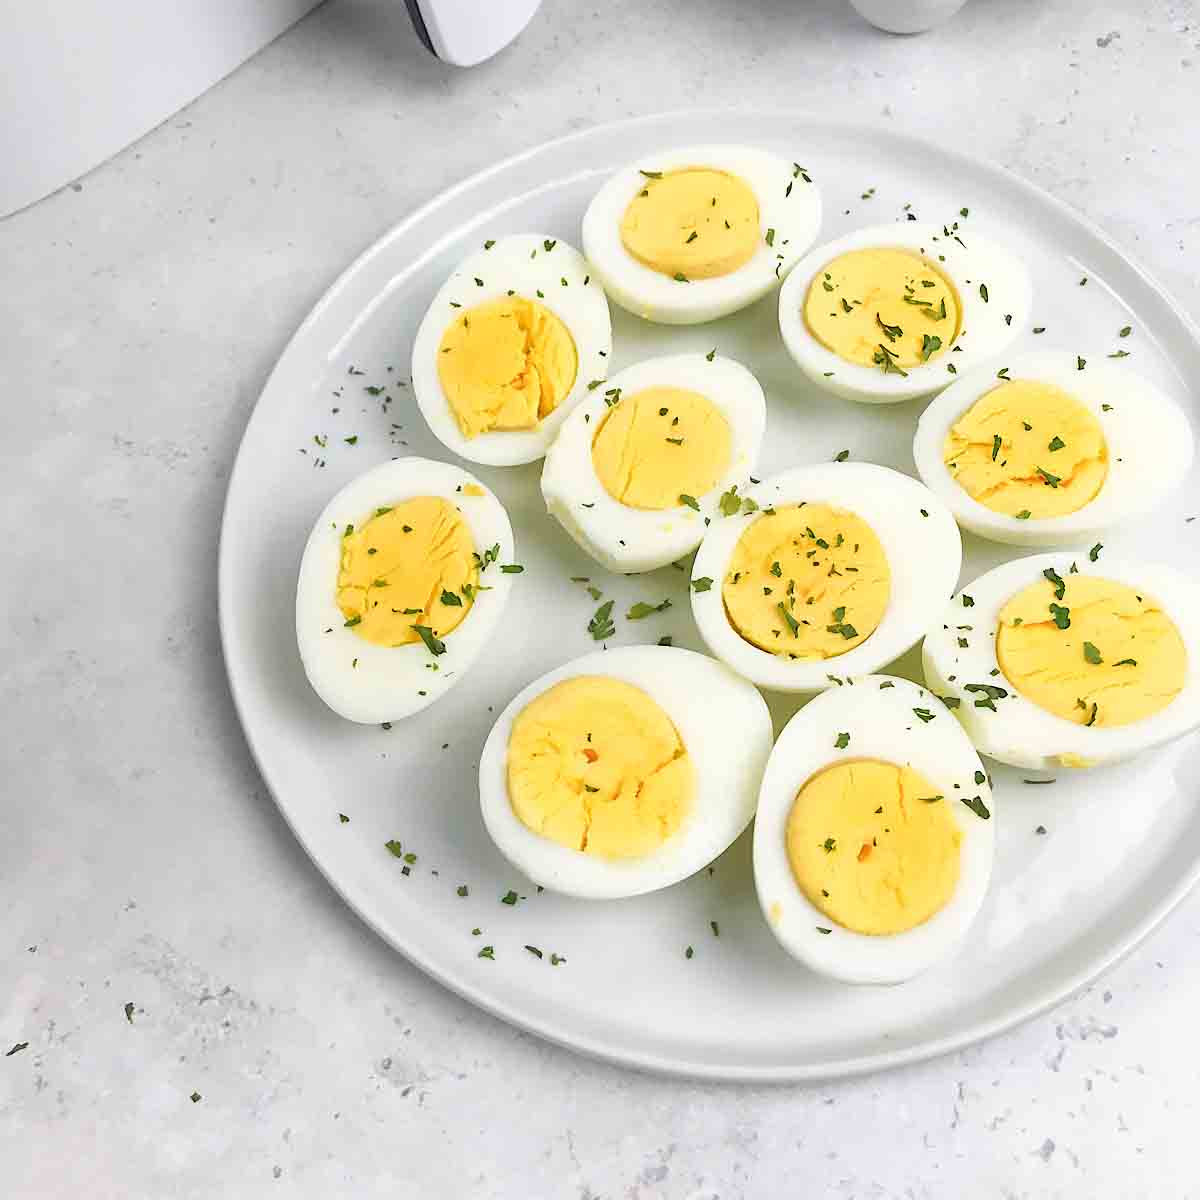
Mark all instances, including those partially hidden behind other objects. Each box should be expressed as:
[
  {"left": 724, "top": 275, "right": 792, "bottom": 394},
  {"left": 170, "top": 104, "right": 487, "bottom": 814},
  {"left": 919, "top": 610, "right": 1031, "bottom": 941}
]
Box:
[
  {"left": 620, "top": 168, "right": 760, "bottom": 281},
  {"left": 336, "top": 496, "right": 476, "bottom": 647},
  {"left": 722, "top": 504, "right": 890, "bottom": 659},
  {"left": 942, "top": 380, "right": 1108, "bottom": 518},
  {"left": 787, "top": 760, "right": 962, "bottom": 936},
  {"left": 996, "top": 575, "right": 1187, "bottom": 727},
  {"left": 506, "top": 676, "right": 694, "bottom": 859},
  {"left": 437, "top": 296, "right": 578, "bottom": 439},
  {"left": 590, "top": 386, "right": 733, "bottom": 510},
  {"left": 803, "top": 249, "right": 961, "bottom": 369}
]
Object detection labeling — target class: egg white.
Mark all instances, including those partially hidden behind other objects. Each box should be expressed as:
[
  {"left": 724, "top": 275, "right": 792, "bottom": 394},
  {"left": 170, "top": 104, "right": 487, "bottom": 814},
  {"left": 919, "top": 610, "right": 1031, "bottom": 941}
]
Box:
[
  {"left": 295, "top": 456, "right": 516, "bottom": 724},
  {"left": 581, "top": 145, "right": 822, "bottom": 326},
  {"left": 478, "top": 645, "right": 773, "bottom": 899},
  {"left": 690, "top": 463, "right": 962, "bottom": 692},
  {"left": 922, "top": 552, "right": 1200, "bottom": 770},
  {"left": 777, "top": 222, "right": 1031, "bottom": 404},
  {"left": 752, "top": 674, "right": 995, "bottom": 985},
  {"left": 913, "top": 349, "right": 1195, "bottom": 547},
  {"left": 411, "top": 234, "right": 612, "bottom": 466},
  {"left": 540, "top": 353, "right": 766, "bottom": 574}
]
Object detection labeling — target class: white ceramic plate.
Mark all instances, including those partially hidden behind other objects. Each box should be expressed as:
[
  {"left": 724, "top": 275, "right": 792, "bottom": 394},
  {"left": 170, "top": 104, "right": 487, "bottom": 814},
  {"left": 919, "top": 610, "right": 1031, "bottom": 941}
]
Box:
[{"left": 218, "top": 111, "right": 1200, "bottom": 1082}]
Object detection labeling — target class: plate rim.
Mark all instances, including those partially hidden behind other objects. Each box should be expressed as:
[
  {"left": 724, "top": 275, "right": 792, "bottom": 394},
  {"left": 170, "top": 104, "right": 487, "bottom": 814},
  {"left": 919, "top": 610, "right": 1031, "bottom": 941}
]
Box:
[{"left": 217, "top": 108, "right": 1200, "bottom": 1083}]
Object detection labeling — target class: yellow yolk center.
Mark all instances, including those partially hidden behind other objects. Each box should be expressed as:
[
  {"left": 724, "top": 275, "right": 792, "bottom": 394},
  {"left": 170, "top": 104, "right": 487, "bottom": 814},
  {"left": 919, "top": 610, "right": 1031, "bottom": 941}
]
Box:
[
  {"left": 722, "top": 504, "right": 891, "bottom": 659},
  {"left": 336, "top": 496, "right": 476, "bottom": 647},
  {"left": 620, "top": 168, "right": 760, "bottom": 281},
  {"left": 506, "top": 676, "right": 694, "bottom": 859},
  {"left": 803, "top": 248, "right": 961, "bottom": 369},
  {"left": 787, "top": 760, "right": 962, "bottom": 936},
  {"left": 436, "top": 296, "right": 578, "bottom": 439},
  {"left": 590, "top": 386, "right": 733, "bottom": 510},
  {"left": 941, "top": 380, "right": 1109, "bottom": 518},
  {"left": 996, "top": 575, "right": 1187, "bottom": 728}
]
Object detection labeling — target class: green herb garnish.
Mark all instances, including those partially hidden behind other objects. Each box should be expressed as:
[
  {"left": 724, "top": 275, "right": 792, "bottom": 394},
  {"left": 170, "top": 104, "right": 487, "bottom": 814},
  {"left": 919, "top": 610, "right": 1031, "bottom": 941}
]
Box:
[
  {"left": 626, "top": 599, "right": 671, "bottom": 620},
  {"left": 718, "top": 486, "right": 741, "bottom": 516},
  {"left": 778, "top": 603, "right": 801, "bottom": 636},
  {"left": 965, "top": 682, "right": 1009, "bottom": 700},
  {"left": 588, "top": 600, "right": 615, "bottom": 640},
  {"left": 876, "top": 313, "right": 903, "bottom": 342},
  {"left": 872, "top": 343, "right": 908, "bottom": 377},
  {"left": 411, "top": 625, "right": 446, "bottom": 655},
  {"left": 960, "top": 795, "right": 991, "bottom": 820}
]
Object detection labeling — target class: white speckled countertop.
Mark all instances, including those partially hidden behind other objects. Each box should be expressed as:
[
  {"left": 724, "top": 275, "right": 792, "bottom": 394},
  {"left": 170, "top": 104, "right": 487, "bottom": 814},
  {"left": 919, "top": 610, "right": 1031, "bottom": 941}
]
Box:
[{"left": 3, "top": 1, "right": 1199, "bottom": 1194}]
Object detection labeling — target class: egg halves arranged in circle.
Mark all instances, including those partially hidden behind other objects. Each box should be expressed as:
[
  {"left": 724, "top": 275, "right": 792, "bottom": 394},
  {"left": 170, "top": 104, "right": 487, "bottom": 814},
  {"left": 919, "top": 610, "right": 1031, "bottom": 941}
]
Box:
[
  {"left": 479, "top": 645, "right": 772, "bottom": 899},
  {"left": 296, "top": 457, "right": 516, "bottom": 724},
  {"left": 690, "top": 463, "right": 961, "bottom": 692},
  {"left": 540, "top": 352, "right": 766, "bottom": 573},
  {"left": 778, "top": 222, "right": 1031, "bottom": 403},
  {"left": 411, "top": 234, "right": 612, "bottom": 466},
  {"left": 753, "top": 675, "right": 995, "bottom": 985},
  {"left": 913, "top": 350, "right": 1195, "bottom": 547},
  {"left": 582, "top": 145, "right": 821, "bottom": 325},
  {"left": 923, "top": 552, "right": 1200, "bottom": 771}
]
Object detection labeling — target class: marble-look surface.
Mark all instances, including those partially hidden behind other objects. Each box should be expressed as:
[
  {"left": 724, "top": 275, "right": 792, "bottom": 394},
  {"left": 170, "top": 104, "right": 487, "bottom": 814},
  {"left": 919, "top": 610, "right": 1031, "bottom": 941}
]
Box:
[{"left": 3, "top": 1, "right": 1199, "bottom": 1195}]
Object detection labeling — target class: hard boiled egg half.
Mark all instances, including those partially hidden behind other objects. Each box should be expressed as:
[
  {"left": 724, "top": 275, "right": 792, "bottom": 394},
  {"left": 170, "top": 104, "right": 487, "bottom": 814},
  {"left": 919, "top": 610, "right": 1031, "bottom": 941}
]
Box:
[
  {"left": 753, "top": 675, "right": 995, "bottom": 985},
  {"left": 479, "top": 645, "right": 772, "bottom": 899},
  {"left": 778, "top": 221, "right": 1031, "bottom": 403},
  {"left": 540, "top": 352, "right": 766, "bottom": 573},
  {"left": 690, "top": 463, "right": 962, "bottom": 692},
  {"left": 582, "top": 145, "right": 821, "bottom": 325},
  {"left": 923, "top": 552, "right": 1200, "bottom": 770},
  {"left": 913, "top": 350, "right": 1195, "bottom": 546},
  {"left": 296, "top": 457, "right": 516, "bottom": 724},
  {"left": 411, "top": 234, "right": 612, "bottom": 466}
]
